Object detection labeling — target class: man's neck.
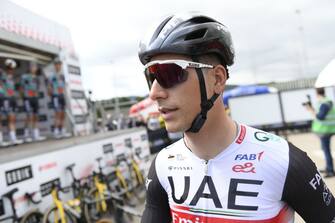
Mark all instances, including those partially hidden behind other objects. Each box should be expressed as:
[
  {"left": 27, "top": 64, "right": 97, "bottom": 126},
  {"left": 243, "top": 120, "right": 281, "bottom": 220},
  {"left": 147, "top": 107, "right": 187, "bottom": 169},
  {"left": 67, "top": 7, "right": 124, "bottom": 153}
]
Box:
[{"left": 183, "top": 109, "right": 237, "bottom": 160}]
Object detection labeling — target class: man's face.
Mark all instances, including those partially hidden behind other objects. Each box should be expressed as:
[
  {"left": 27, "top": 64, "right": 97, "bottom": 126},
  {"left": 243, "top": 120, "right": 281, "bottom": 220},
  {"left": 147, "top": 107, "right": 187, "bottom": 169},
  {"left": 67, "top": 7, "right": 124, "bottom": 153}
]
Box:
[
  {"left": 148, "top": 54, "right": 216, "bottom": 133},
  {"left": 55, "top": 63, "right": 62, "bottom": 73},
  {"left": 30, "top": 65, "right": 38, "bottom": 74},
  {"left": 6, "top": 68, "right": 14, "bottom": 75}
]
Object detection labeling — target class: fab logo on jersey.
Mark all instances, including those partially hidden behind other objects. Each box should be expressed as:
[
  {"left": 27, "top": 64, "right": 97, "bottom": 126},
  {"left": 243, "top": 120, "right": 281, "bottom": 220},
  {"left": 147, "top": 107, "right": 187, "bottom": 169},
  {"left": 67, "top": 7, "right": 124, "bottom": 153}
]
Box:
[
  {"left": 232, "top": 152, "right": 264, "bottom": 173},
  {"left": 234, "top": 151, "right": 264, "bottom": 161}
]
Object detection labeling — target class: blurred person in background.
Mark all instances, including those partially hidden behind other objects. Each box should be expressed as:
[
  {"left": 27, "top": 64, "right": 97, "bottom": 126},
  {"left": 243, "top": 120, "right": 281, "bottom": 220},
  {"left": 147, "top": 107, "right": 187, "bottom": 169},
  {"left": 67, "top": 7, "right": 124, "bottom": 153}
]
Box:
[
  {"left": 305, "top": 87, "right": 335, "bottom": 178},
  {"left": 1, "top": 59, "right": 22, "bottom": 145},
  {"left": 47, "top": 59, "right": 67, "bottom": 138},
  {"left": 146, "top": 112, "right": 161, "bottom": 131},
  {"left": 146, "top": 112, "right": 171, "bottom": 153},
  {"left": 20, "top": 61, "right": 45, "bottom": 142},
  {"left": 135, "top": 114, "right": 146, "bottom": 127}
]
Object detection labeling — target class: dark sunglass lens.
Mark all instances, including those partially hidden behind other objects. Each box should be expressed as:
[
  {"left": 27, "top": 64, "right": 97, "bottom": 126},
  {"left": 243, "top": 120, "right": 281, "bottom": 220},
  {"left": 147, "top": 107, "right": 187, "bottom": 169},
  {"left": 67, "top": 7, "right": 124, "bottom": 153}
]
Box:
[
  {"left": 145, "top": 66, "right": 157, "bottom": 89},
  {"left": 156, "top": 64, "right": 187, "bottom": 88},
  {"left": 145, "top": 63, "right": 188, "bottom": 89}
]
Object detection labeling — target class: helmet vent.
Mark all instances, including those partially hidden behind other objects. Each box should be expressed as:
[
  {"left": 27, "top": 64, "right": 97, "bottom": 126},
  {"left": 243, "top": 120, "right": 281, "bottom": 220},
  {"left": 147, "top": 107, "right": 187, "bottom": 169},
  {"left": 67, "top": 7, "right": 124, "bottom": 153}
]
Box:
[
  {"left": 184, "top": 28, "right": 207, "bottom": 41},
  {"left": 191, "top": 17, "right": 215, "bottom": 24}
]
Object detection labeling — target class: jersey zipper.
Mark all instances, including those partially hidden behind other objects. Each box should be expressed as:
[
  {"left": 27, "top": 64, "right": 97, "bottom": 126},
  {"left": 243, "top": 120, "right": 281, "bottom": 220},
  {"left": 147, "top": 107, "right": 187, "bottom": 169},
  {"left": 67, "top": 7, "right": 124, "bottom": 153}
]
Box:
[{"left": 204, "top": 160, "right": 209, "bottom": 175}]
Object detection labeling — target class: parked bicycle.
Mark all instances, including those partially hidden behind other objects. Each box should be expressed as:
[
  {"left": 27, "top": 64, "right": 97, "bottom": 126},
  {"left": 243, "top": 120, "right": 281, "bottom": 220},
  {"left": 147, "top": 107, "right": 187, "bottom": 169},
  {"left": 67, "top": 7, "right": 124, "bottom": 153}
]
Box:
[{"left": 0, "top": 188, "right": 43, "bottom": 223}]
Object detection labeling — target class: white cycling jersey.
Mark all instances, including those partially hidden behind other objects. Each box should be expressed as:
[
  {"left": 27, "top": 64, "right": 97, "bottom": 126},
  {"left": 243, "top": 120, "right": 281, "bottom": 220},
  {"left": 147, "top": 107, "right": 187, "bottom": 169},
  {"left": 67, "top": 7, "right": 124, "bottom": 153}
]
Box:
[{"left": 141, "top": 124, "right": 335, "bottom": 223}]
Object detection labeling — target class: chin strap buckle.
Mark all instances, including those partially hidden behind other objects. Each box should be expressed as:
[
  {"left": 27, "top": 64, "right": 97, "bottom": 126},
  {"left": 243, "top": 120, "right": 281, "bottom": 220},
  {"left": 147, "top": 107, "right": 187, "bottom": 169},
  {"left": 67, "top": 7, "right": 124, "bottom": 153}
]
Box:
[{"left": 188, "top": 114, "right": 207, "bottom": 133}]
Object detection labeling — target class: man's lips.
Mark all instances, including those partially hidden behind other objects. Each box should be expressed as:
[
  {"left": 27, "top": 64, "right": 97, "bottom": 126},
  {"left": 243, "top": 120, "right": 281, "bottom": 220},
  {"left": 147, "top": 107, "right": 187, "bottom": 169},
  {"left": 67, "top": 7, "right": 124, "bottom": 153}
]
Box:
[
  {"left": 158, "top": 107, "right": 178, "bottom": 114},
  {"left": 158, "top": 107, "right": 179, "bottom": 121}
]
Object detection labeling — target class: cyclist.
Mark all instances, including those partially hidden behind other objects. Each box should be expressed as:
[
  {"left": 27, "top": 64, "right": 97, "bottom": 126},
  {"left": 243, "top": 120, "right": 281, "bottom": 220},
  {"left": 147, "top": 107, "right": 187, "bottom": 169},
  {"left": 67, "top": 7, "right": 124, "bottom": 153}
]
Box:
[
  {"left": 20, "top": 61, "right": 45, "bottom": 141},
  {"left": 47, "top": 58, "right": 67, "bottom": 138},
  {"left": 1, "top": 59, "right": 22, "bottom": 145},
  {"left": 138, "top": 13, "right": 335, "bottom": 222}
]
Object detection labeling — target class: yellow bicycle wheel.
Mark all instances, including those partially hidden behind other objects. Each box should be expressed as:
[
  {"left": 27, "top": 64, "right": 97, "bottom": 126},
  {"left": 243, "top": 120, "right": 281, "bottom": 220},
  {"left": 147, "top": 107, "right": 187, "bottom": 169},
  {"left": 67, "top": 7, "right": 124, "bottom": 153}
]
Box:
[
  {"left": 19, "top": 209, "right": 43, "bottom": 223},
  {"left": 42, "top": 206, "right": 77, "bottom": 223},
  {"left": 116, "top": 170, "right": 131, "bottom": 199},
  {"left": 96, "top": 218, "right": 113, "bottom": 223},
  {"left": 133, "top": 163, "right": 144, "bottom": 186},
  {"left": 84, "top": 188, "right": 113, "bottom": 223}
]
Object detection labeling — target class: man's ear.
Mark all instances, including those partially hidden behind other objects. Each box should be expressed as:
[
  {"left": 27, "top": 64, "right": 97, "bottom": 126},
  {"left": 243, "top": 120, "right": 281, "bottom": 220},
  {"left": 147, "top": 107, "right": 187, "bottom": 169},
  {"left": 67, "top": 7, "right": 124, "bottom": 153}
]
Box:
[{"left": 213, "top": 65, "right": 227, "bottom": 94}]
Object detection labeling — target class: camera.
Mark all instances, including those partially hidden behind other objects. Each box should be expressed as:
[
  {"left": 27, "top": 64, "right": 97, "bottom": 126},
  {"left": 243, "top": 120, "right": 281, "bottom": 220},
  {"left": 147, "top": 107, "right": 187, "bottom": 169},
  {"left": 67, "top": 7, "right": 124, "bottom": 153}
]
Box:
[{"left": 302, "top": 94, "right": 312, "bottom": 106}]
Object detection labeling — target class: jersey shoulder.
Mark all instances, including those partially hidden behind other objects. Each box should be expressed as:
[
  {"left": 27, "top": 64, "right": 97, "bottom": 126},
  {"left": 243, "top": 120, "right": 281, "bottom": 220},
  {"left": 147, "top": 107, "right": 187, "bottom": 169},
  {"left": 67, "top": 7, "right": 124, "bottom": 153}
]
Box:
[
  {"left": 156, "top": 139, "right": 187, "bottom": 163},
  {"left": 154, "top": 139, "right": 188, "bottom": 181},
  {"left": 240, "top": 125, "right": 290, "bottom": 175},
  {"left": 242, "top": 125, "right": 288, "bottom": 151}
]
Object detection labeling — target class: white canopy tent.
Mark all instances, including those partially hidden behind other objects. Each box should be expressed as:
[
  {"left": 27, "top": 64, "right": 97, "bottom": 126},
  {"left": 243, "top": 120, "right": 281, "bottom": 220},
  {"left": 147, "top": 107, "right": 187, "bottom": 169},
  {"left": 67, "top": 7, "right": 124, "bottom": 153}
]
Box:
[{"left": 315, "top": 59, "right": 335, "bottom": 88}]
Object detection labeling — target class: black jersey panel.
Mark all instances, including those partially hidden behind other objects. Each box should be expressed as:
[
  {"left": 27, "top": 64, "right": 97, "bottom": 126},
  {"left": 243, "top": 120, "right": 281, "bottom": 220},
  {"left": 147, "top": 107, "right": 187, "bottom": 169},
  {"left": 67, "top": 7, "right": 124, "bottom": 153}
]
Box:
[
  {"left": 282, "top": 143, "right": 335, "bottom": 222},
  {"left": 141, "top": 156, "right": 172, "bottom": 223}
]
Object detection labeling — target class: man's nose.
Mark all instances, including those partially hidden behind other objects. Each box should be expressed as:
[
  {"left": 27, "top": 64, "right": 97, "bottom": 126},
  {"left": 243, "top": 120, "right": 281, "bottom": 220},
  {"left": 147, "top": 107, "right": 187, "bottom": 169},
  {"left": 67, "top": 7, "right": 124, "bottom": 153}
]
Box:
[{"left": 149, "top": 80, "right": 168, "bottom": 101}]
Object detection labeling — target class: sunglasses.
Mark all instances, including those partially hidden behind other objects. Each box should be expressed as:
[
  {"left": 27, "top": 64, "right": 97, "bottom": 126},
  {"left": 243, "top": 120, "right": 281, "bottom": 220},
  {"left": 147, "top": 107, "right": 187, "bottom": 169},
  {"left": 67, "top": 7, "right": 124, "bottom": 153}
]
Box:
[{"left": 144, "top": 60, "right": 214, "bottom": 89}]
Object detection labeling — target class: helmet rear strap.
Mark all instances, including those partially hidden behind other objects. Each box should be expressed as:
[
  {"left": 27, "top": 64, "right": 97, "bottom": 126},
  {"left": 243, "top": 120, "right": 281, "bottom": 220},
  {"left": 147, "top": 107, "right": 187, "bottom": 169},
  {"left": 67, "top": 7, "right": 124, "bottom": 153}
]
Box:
[{"left": 187, "top": 56, "right": 220, "bottom": 133}]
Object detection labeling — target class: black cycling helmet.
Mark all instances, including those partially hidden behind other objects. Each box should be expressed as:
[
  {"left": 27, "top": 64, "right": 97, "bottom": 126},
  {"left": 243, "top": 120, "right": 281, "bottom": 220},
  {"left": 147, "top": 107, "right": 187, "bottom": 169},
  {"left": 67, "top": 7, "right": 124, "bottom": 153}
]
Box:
[
  {"left": 139, "top": 13, "right": 235, "bottom": 133},
  {"left": 138, "top": 12, "right": 235, "bottom": 67}
]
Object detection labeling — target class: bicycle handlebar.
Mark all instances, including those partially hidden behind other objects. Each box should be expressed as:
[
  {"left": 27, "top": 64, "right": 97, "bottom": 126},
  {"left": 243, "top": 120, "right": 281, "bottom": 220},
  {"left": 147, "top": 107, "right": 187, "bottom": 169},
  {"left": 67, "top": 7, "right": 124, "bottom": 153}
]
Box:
[
  {"left": 51, "top": 183, "right": 71, "bottom": 194},
  {"left": 1, "top": 188, "right": 19, "bottom": 200},
  {"left": 24, "top": 192, "right": 41, "bottom": 205}
]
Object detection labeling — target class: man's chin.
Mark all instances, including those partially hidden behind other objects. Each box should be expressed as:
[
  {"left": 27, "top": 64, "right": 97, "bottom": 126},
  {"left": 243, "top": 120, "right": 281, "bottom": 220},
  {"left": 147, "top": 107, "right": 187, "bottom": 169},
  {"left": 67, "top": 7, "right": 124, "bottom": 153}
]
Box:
[{"left": 165, "top": 123, "right": 187, "bottom": 133}]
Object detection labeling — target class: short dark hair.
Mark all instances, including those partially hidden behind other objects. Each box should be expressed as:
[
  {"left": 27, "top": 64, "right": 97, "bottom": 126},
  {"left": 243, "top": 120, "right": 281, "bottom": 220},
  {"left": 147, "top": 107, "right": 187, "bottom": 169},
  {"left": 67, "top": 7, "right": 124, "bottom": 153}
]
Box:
[
  {"left": 198, "top": 53, "right": 221, "bottom": 65},
  {"left": 316, "top": 87, "right": 325, "bottom": 96},
  {"left": 198, "top": 53, "right": 229, "bottom": 79},
  {"left": 54, "top": 58, "right": 62, "bottom": 64}
]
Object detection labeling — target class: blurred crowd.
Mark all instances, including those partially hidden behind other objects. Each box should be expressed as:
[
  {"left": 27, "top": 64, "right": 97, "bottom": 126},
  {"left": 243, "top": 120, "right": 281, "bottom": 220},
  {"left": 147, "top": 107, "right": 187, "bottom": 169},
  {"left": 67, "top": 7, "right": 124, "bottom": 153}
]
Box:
[
  {"left": 97, "top": 112, "right": 182, "bottom": 153},
  {"left": 0, "top": 58, "right": 68, "bottom": 147}
]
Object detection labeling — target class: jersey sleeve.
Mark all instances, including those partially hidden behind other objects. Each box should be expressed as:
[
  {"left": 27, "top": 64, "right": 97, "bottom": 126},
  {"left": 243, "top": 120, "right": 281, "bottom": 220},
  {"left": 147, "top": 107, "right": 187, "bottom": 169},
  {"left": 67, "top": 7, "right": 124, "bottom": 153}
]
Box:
[
  {"left": 141, "top": 156, "right": 172, "bottom": 223},
  {"left": 282, "top": 143, "right": 335, "bottom": 222}
]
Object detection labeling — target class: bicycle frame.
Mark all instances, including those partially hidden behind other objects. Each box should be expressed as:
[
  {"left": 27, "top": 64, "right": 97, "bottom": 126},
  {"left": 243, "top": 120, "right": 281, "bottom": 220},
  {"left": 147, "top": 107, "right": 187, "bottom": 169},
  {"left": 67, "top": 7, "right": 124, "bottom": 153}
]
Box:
[
  {"left": 50, "top": 189, "right": 67, "bottom": 223},
  {"left": 130, "top": 159, "right": 144, "bottom": 185},
  {"left": 50, "top": 187, "right": 81, "bottom": 223},
  {"left": 0, "top": 189, "right": 43, "bottom": 223},
  {"left": 93, "top": 175, "right": 108, "bottom": 213},
  {"left": 114, "top": 167, "right": 131, "bottom": 199}
]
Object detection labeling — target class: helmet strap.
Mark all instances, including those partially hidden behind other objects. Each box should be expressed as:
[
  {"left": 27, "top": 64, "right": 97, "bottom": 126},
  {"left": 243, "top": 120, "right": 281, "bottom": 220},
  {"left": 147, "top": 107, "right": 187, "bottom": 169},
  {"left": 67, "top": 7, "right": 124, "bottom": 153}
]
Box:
[{"left": 186, "top": 56, "right": 220, "bottom": 133}]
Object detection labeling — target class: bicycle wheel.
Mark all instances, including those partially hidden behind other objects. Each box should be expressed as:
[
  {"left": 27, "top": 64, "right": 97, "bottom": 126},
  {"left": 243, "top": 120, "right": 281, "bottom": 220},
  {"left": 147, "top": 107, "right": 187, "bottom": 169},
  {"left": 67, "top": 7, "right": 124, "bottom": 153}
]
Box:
[
  {"left": 96, "top": 218, "right": 113, "bottom": 223},
  {"left": 133, "top": 169, "right": 146, "bottom": 201},
  {"left": 42, "top": 206, "right": 77, "bottom": 223},
  {"left": 20, "top": 209, "right": 43, "bottom": 223},
  {"left": 135, "top": 171, "right": 144, "bottom": 186},
  {"left": 118, "top": 203, "right": 143, "bottom": 223},
  {"left": 133, "top": 169, "right": 145, "bottom": 193},
  {"left": 116, "top": 172, "right": 132, "bottom": 200},
  {"left": 132, "top": 162, "right": 144, "bottom": 187},
  {"left": 83, "top": 188, "right": 114, "bottom": 223}
]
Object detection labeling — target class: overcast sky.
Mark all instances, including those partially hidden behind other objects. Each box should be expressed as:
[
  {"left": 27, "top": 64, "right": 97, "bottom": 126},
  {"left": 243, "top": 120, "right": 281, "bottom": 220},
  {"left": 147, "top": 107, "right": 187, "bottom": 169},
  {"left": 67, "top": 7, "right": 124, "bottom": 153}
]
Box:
[{"left": 11, "top": 0, "right": 335, "bottom": 100}]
